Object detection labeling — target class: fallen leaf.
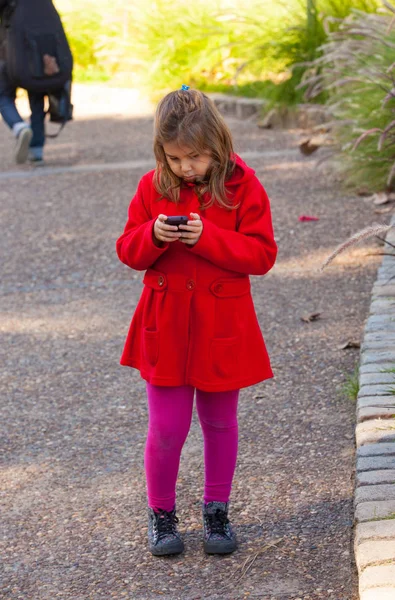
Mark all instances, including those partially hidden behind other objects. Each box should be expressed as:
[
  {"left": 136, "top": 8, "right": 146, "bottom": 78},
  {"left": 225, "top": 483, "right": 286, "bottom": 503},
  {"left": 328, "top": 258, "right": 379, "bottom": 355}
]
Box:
[
  {"left": 357, "top": 188, "right": 373, "bottom": 196},
  {"left": 301, "top": 312, "right": 321, "bottom": 323},
  {"left": 299, "top": 138, "right": 319, "bottom": 156},
  {"left": 372, "top": 192, "right": 389, "bottom": 205},
  {"left": 299, "top": 215, "right": 320, "bottom": 222},
  {"left": 299, "top": 134, "right": 331, "bottom": 155},
  {"left": 312, "top": 123, "right": 332, "bottom": 134},
  {"left": 374, "top": 207, "right": 393, "bottom": 214},
  {"left": 339, "top": 340, "right": 361, "bottom": 350}
]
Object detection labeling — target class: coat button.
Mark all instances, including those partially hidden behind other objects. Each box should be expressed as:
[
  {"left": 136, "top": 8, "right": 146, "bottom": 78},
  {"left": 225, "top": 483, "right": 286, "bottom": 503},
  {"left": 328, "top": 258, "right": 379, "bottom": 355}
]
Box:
[
  {"left": 158, "top": 276, "right": 165, "bottom": 287},
  {"left": 186, "top": 279, "right": 195, "bottom": 290},
  {"left": 214, "top": 283, "right": 223, "bottom": 294}
]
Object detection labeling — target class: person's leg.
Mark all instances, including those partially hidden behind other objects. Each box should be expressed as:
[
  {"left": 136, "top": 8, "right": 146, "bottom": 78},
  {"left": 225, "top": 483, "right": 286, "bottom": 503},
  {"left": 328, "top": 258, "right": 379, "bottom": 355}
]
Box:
[
  {"left": 196, "top": 388, "right": 239, "bottom": 554},
  {"left": 0, "top": 61, "right": 33, "bottom": 164},
  {"left": 196, "top": 388, "right": 239, "bottom": 504},
  {"left": 27, "top": 90, "right": 45, "bottom": 161},
  {"left": 145, "top": 383, "right": 195, "bottom": 511},
  {"left": 0, "top": 61, "right": 24, "bottom": 130},
  {"left": 145, "top": 383, "right": 195, "bottom": 556}
]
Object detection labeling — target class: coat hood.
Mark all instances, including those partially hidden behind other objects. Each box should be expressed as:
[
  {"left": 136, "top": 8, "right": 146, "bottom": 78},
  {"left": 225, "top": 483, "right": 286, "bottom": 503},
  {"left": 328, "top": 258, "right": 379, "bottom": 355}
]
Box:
[
  {"left": 181, "top": 153, "right": 255, "bottom": 189},
  {"left": 226, "top": 153, "right": 256, "bottom": 187}
]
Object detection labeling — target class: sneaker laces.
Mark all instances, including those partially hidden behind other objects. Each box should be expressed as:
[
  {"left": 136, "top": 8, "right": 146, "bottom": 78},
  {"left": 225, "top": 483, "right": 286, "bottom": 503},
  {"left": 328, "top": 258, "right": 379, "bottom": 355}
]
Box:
[
  {"left": 205, "top": 508, "right": 230, "bottom": 536},
  {"left": 154, "top": 509, "right": 179, "bottom": 541}
]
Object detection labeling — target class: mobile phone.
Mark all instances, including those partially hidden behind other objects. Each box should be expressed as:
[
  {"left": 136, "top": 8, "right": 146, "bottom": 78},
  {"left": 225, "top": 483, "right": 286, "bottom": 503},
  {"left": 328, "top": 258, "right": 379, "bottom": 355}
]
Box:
[{"left": 165, "top": 216, "right": 189, "bottom": 228}]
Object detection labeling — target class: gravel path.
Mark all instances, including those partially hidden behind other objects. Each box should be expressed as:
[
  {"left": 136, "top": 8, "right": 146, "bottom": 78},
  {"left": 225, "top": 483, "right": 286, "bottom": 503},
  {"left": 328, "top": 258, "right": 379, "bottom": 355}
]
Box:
[{"left": 0, "top": 89, "right": 384, "bottom": 599}]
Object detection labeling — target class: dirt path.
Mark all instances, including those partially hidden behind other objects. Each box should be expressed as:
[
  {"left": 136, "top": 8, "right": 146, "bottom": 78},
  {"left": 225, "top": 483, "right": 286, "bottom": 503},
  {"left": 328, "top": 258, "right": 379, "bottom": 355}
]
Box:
[{"left": 0, "top": 95, "right": 383, "bottom": 599}]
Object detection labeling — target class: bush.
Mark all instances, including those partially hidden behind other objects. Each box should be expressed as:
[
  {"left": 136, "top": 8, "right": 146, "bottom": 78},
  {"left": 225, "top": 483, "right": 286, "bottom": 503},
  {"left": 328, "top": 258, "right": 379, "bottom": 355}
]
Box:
[
  {"left": 302, "top": 2, "right": 395, "bottom": 192},
  {"left": 58, "top": 2, "right": 125, "bottom": 82},
  {"left": 125, "top": 0, "right": 381, "bottom": 102},
  {"left": 57, "top": 0, "right": 381, "bottom": 103}
]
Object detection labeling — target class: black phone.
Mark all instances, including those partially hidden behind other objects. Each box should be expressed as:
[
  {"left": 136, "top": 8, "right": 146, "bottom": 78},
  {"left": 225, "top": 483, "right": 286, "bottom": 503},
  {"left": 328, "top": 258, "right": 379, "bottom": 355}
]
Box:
[{"left": 165, "top": 216, "right": 189, "bottom": 228}]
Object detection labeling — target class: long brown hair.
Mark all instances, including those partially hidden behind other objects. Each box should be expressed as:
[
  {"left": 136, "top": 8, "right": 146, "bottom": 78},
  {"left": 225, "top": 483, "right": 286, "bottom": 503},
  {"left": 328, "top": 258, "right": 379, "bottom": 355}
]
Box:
[{"left": 153, "top": 89, "right": 236, "bottom": 209}]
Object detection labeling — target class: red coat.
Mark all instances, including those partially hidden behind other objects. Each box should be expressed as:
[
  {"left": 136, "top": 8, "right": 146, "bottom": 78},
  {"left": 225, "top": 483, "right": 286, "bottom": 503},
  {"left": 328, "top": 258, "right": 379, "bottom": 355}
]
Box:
[{"left": 116, "top": 155, "right": 277, "bottom": 392}]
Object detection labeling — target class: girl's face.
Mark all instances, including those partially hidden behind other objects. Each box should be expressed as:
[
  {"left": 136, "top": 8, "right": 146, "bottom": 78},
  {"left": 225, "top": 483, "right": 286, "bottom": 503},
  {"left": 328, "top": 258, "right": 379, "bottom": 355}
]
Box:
[{"left": 163, "top": 141, "right": 212, "bottom": 182}]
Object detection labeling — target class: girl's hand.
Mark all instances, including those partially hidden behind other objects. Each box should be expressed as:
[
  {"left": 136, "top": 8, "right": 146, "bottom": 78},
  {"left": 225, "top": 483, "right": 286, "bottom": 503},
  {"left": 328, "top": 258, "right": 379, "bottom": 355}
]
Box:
[
  {"left": 153, "top": 214, "right": 182, "bottom": 246},
  {"left": 178, "top": 213, "right": 203, "bottom": 246}
]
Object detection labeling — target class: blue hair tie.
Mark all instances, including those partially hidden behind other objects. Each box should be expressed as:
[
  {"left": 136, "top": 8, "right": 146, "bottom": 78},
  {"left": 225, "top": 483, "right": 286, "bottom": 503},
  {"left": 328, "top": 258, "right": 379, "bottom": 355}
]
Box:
[{"left": 181, "top": 84, "right": 190, "bottom": 91}]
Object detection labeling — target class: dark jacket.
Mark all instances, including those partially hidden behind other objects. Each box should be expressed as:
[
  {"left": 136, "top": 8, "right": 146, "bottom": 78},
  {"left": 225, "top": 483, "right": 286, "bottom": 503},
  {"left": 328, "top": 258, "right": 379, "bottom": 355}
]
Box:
[{"left": 0, "top": 0, "right": 12, "bottom": 61}]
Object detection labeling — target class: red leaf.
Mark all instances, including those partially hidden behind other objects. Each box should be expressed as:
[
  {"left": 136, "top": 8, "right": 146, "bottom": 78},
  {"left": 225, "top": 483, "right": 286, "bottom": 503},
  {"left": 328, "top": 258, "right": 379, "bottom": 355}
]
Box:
[{"left": 299, "top": 215, "right": 320, "bottom": 221}]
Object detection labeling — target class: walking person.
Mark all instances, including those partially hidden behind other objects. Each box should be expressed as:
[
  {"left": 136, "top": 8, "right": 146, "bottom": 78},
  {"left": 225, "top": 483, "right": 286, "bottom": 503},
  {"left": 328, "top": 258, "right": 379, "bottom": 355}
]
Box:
[
  {"left": 0, "top": 0, "right": 72, "bottom": 164},
  {"left": 0, "top": 0, "right": 34, "bottom": 163},
  {"left": 116, "top": 86, "right": 277, "bottom": 556}
]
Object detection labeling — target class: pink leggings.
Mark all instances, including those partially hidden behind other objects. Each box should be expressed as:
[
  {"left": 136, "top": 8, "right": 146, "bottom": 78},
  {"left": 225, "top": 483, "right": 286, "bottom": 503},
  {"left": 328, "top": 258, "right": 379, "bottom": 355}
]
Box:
[{"left": 145, "top": 383, "right": 239, "bottom": 512}]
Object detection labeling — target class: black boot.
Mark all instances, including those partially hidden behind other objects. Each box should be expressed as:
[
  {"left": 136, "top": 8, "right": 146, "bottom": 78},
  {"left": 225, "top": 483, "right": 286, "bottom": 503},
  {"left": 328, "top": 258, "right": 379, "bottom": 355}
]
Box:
[
  {"left": 147, "top": 507, "right": 184, "bottom": 556},
  {"left": 202, "top": 501, "right": 237, "bottom": 554}
]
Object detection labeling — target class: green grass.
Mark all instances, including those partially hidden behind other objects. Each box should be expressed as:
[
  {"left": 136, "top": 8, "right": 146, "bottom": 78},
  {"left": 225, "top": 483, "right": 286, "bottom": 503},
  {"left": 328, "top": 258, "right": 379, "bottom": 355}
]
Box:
[
  {"left": 333, "top": 66, "right": 395, "bottom": 191},
  {"left": 342, "top": 367, "right": 360, "bottom": 401},
  {"left": 56, "top": 0, "right": 380, "bottom": 104},
  {"left": 302, "top": 5, "right": 395, "bottom": 192},
  {"left": 371, "top": 512, "right": 395, "bottom": 521}
]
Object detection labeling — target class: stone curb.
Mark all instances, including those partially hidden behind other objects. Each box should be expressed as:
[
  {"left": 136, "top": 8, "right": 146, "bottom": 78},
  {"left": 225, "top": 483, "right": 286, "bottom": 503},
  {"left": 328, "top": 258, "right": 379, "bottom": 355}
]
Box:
[
  {"left": 209, "top": 93, "right": 267, "bottom": 120},
  {"left": 209, "top": 93, "right": 332, "bottom": 128},
  {"left": 355, "top": 217, "right": 395, "bottom": 599}
]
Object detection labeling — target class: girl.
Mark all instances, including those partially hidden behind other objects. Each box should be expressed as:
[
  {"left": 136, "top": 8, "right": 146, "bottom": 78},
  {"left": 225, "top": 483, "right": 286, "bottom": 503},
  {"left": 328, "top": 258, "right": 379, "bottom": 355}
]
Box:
[{"left": 116, "top": 86, "right": 277, "bottom": 556}]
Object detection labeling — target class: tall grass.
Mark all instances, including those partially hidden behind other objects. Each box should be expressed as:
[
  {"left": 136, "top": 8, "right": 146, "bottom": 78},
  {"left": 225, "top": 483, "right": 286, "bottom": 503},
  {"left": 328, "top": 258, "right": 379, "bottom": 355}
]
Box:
[
  {"left": 267, "top": 0, "right": 380, "bottom": 103},
  {"left": 302, "top": 1, "right": 395, "bottom": 192},
  {"left": 57, "top": 0, "right": 380, "bottom": 102},
  {"left": 56, "top": 0, "right": 132, "bottom": 82},
  {"left": 124, "top": 0, "right": 381, "bottom": 101}
]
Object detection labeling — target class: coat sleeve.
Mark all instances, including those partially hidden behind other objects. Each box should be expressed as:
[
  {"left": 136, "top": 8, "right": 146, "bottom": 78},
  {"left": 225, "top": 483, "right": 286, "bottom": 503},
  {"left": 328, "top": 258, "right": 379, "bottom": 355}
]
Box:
[
  {"left": 188, "top": 179, "right": 277, "bottom": 275},
  {"left": 116, "top": 176, "right": 169, "bottom": 271}
]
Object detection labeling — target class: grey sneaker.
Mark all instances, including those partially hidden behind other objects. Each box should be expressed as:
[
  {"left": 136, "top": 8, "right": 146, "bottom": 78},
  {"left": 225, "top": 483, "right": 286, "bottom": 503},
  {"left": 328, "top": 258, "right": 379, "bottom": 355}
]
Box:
[
  {"left": 202, "top": 501, "right": 237, "bottom": 554},
  {"left": 28, "top": 154, "right": 44, "bottom": 165},
  {"left": 147, "top": 507, "right": 184, "bottom": 556},
  {"left": 28, "top": 147, "right": 44, "bottom": 164},
  {"left": 14, "top": 127, "right": 33, "bottom": 164}
]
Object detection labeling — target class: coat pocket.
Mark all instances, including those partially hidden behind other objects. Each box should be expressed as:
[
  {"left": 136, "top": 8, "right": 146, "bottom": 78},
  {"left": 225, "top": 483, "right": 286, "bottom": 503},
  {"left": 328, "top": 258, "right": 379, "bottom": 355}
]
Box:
[
  {"left": 210, "top": 337, "right": 239, "bottom": 380},
  {"left": 142, "top": 328, "right": 159, "bottom": 368}
]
